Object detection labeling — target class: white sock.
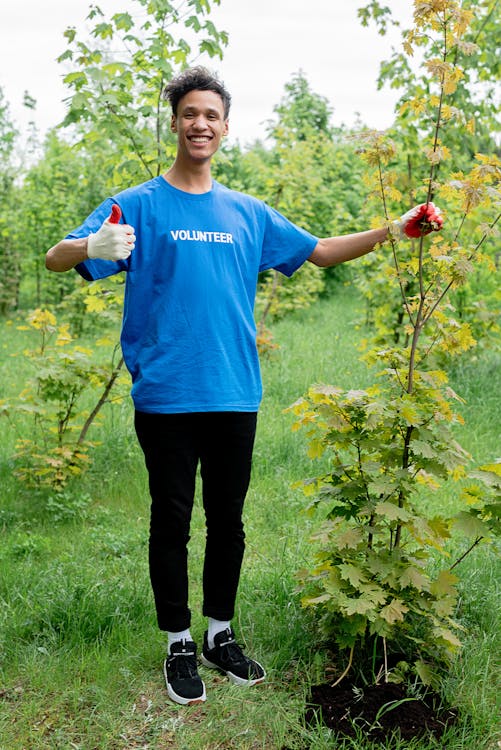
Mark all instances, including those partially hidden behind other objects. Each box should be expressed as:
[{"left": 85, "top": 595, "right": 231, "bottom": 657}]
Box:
[
  {"left": 207, "top": 618, "right": 231, "bottom": 649},
  {"left": 167, "top": 628, "right": 193, "bottom": 651}
]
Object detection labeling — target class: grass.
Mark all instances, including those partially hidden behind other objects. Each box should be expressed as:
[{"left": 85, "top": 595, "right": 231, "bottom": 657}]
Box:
[{"left": 0, "top": 284, "right": 500, "bottom": 749}]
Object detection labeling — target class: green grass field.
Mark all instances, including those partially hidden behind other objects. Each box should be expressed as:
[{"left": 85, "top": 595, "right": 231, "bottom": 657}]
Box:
[{"left": 0, "top": 285, "right": 499, "bottom": 749}]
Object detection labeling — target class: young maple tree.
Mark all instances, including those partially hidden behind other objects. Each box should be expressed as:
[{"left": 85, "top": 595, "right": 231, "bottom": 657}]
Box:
[{"left": 290, "top": 0, "right": 500, "bottom": 686}]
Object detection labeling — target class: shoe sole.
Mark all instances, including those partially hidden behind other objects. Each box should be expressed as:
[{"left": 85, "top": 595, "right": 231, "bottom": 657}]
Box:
[
  {"left": 200, "top": 654, "right": 266, "bottom": 687},
  {"left": 163, "top": 660, "right": 206, "bottom": 706}
]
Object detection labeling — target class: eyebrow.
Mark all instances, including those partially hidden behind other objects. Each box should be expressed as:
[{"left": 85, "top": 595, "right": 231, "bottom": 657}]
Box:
[{"left": 181, "top": 106, "right": 222, "bottom": 116}]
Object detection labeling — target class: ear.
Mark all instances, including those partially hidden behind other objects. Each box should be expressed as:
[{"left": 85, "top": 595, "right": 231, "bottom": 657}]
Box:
[
  {"left": 170, "top": 114, "right": 177, "bottom": 133},
  {"left": 223, "top": 119, "right": 229, "bottom": 137}
]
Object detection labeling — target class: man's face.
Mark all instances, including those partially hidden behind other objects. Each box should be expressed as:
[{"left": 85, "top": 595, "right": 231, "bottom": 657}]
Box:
[{"left": 171, "top": 89, "right": 229, "bottom": 163}]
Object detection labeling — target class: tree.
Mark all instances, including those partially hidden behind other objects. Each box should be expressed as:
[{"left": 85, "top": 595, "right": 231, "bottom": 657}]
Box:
[
  {"left": 266, "top": 69, "right": 334, "bottom": 143},
  {"left": 15, "top": 131, "right": 116, "bottom": 310},
  {"left": 0, "top": 87, "right": 21, "bottom": 315},
  {"left": 291, "top": 0, "right": 500, "bottom": 688},
  {"left": 354, "top": 0, "right": 501, "bottom": 354},
  {"left": 59, "top": 0, "right": 228, "bottom": 186}
]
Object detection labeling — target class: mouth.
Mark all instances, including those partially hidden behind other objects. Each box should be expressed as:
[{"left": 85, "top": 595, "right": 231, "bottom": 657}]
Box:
[{"left": 189, "top": 136, "right": 212, "bottom": 144}]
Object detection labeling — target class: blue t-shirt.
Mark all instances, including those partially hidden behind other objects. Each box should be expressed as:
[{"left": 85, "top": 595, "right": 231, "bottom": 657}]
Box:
[{"left": 71, "top": 176, "right": 318, "bottom": 413}]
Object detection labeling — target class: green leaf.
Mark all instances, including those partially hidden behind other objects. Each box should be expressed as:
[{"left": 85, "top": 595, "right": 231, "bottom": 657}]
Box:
[
  {"left": 335, "top": 527, "right": 365, "bottom": 549},
  {"left": 301, "top": 593, "right": 331, "bottom": 607},
  {"left": 113, "top": 12, "right": 134, "bottom": 31},
  {"left": 430, "top": 570, "right": 458, "bottom": 597},
  {"left": 344, "top": 597, "right": 375, "bottom": 616},
  {"left": 414, "top": 660, "right": 435, "bottom": 686},
  {"left": 433, "top": 626, "right": 462, "bottom": 650},
  {"left": 398, "top": 566, "right": 429, "bottom": 592},
  {"left": 358, "top": 582, "right": 387, "bottom": 605},
  {"left": 452, "top": 511, "right": 489, "bottom": 538},
  {"left": 338, "top": 564, "right": 366, "bottom": 588},
  {"left": 63, "top": 72, "right": 88, "bottom": 87},
  {"left": 379, "top": 598, "right": 409, "bottom": 624},
  {"left": 375, "top": 501, "right": 412, "bottom": 522},
  {"left": 368, "top": 476, "right": 398, "bottom": 495},
  {"left": 410, "top": 439, "right": 437, "bottom": 459},
  {"left": 469, "top": 466, "right": 501, "bottom": 488}
]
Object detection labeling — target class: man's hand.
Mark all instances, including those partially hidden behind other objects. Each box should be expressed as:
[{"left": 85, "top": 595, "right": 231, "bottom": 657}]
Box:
[
  {"left": 394, "top": 202, "right": 443, "bottom": 239},
  {"left": 87, "top": 205, "right": 136, "bottom": 260}
]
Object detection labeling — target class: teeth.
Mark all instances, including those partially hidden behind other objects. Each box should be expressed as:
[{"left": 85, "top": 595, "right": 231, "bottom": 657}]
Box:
[{"left": 191, "top": 137, "right": 210, "bottom": 143}]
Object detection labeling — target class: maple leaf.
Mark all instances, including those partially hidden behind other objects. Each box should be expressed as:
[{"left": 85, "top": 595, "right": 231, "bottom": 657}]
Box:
[
  {"left": 399, "top": 566, "right": 429, "bottom": 592},
  {"left": 452, "top": 511, "right": 489, "bottom": 538},
  {"left": 344, "top": 597, "right": 375, "bottom": 616},
  {"left": 335, "top": 527, "right": 365, "bottom": 549},
  {"left": 414, "top": 660, "right": 435, "bottom": 686},
  {"left": 338, "top": 564, "right": 366, "bottom": 588},
  {"left": 380, "top": 598, "right": 409, "bottom": 624},
  {"left": 433, "top": 626, "right": 462, "bottom": 650},
  {"left": 400, "top": 404, "right": 420, "bottom": 425},
  {"left": 430, "top": 570, "right": 458, "bottom": 597},
  {"left": 85, "top": 295, "right": 107, "bottom": 313},
  {"left": 375, "top": 501, "right": 412, "bottom": 523}
]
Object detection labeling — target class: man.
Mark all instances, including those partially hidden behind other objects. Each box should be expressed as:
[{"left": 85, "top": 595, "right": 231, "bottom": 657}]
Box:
[{"left": 46, "top": 66, "right": 442, "bottom": 706}]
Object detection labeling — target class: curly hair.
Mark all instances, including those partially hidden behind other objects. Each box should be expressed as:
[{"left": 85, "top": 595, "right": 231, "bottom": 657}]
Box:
[{"left": 163, "top": 66, "right": 231, "bottom": 118}]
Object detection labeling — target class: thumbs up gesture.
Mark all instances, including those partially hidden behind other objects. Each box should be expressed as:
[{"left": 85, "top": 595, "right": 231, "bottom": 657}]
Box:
[{"left": 87, "top": 205, "right": 136, "bottom": 260}]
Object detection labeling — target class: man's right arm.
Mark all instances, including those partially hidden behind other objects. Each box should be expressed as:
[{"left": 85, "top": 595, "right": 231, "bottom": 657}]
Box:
[
  {"left": 45, "top": 207, "right": 136, "bottom": 273},
  {"left": 46, "top": 237, "right": 89, "bottom": 273}
]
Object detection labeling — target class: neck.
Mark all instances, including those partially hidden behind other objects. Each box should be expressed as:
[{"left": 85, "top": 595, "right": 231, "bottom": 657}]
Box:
[{"left": 164, "top": 159, "right": 213, "bottom": 194}]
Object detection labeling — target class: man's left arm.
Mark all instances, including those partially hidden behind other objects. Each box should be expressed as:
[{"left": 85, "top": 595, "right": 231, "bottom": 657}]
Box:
[{"left": 308, "top": 227, "right": 388, "bottom": 268}]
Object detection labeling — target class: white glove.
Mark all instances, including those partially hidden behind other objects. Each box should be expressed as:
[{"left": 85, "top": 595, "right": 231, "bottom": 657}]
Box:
[{"left": 87, "top": 207, "right": 136, "bottom": 260}]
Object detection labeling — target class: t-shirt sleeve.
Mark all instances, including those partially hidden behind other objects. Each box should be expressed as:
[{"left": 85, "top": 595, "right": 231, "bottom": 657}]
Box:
[
  {"left": 68, "top": 198, "right": 130, "bottom": 281},
  {"left": 259, "top": 204, "right": 319, "bottom": 277}
]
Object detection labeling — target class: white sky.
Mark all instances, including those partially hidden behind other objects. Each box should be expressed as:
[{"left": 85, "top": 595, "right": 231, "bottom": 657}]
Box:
[{"left": 0, "top": 0, "right": 414, "bottom": 148}]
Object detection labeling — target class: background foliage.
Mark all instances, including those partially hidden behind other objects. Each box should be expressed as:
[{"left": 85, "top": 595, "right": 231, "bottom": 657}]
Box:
[{"left": 0, "top": 0, "right": 500, "bottom": 746}]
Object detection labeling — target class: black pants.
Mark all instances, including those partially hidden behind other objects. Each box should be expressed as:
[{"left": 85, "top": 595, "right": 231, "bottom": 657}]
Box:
[{"left": 134, "top": 410, "right": 258, "bottom": 632}]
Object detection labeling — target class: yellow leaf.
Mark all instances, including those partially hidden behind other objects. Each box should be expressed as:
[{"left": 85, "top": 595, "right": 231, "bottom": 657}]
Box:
[
  {"left": 85, "top": 296, "right": 107, "bottom": 313},
  {"left": 307, "top": 439, "right": 325, "bottom": 460},
  {"left": 479, "top": 461, "right": 501, "bottom": 477},
  {"left": 95, "top": 336, "right": 114, "bottom": 347},
  {"left": 400, "top": 404, "right": 419, "bottom": 425},
  {"left": 55, "top": 324, "right": 73, "bottom": 347}
]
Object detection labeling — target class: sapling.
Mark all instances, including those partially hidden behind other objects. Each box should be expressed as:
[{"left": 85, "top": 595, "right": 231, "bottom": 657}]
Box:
[{"left": 291, "top": 0, "right": 500, "bottom": 687}]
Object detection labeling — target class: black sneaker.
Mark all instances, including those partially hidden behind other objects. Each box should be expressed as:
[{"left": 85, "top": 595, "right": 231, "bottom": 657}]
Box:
[
  {"left": 163, "top": 640, "right": 206, "bottom": 705},
  {"left": 201, "top": 628, "right": 266, "bottom": 686}
]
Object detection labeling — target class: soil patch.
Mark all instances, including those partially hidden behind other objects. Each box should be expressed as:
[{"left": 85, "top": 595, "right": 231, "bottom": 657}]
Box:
[{"left": 304, "top": 681, "right": 457, "bottom": 744}]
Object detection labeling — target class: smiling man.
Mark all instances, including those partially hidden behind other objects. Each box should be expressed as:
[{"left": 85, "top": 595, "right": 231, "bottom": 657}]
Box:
[{"left": 45, "top": 66, "right": 442, "bottom": 706}]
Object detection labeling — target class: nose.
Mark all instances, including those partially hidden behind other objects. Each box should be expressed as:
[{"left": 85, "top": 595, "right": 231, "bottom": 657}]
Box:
[{"left": 192, "top": 114, "right": 209, "bottom": 130}]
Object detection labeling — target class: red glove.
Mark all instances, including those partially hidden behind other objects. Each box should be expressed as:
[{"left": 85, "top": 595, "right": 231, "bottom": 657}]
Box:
[
  {"left": 109, "top": 204, "right": 122, "bottom": 224},
  {"left": 396, "top": 202, "right": 443, "bottom": 238}
]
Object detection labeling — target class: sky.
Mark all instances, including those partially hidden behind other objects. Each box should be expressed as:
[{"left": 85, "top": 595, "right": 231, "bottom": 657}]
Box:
[{"left": 0, "top": 0, "right": 414, "bottom": 148}]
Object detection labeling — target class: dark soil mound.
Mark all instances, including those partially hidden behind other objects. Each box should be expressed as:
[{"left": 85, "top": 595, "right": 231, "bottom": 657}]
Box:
[{"left": 304, "top": 680, "right": 457, "bottom": 744}]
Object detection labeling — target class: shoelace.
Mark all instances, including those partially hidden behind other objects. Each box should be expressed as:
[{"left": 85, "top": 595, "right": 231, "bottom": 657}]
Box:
[
  {"left": 218, "top": 637, "right": 250, "bottom": 667},
  {"left": 168, "top": 649, "right": 199, "bottom": 679}
]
